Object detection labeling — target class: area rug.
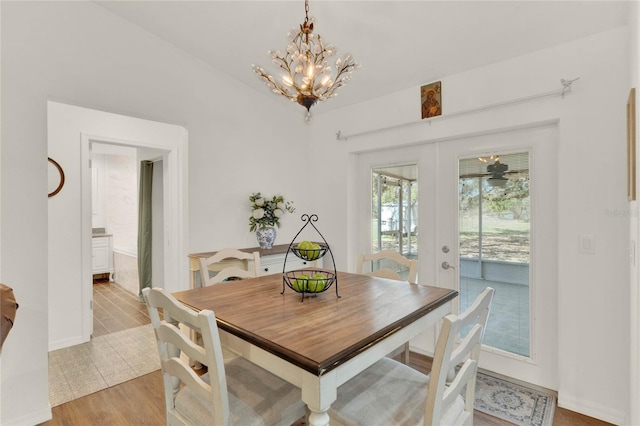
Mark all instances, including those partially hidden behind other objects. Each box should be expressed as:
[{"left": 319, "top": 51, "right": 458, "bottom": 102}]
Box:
[
  {"left": 48, "top": 324, "right": 159, "bottom": 407},
  {"left": 474, "top": 372, "right": 556, "bottom": 426}
]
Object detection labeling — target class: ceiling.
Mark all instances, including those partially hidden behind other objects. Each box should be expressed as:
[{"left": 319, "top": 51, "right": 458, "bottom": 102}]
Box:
[{"left": 95, "top": 1, "right": 630, "bottom": 115}]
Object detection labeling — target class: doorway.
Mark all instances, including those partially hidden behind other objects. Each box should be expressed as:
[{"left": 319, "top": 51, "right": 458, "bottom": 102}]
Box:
[
  {"left": 355, "top": 123, "right": 558, "bottom": 389},
  {"left": 47, "top": 101, "right": 188, "bottom": 351},
  {"left": 90, "top": 142, "right": 165, "bottom": 336}
]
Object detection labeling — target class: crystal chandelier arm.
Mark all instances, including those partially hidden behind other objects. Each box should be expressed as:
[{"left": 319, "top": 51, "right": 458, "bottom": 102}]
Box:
[
  {"left": 320, "top": 56, "right": 357, "bottom": 98},
  {"left": 253, "top": 66, "right": 296, "bottom": 100}
]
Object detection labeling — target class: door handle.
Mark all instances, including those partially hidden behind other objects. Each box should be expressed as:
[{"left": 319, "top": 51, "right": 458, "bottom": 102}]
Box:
[{"left": 441, "top": 261, "right": 456, "bottom": 270}]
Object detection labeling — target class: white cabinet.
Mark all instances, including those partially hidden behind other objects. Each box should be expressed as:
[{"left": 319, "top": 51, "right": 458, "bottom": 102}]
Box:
[{"left": 92, "top": 234, "right": 114, "bottom": 281}]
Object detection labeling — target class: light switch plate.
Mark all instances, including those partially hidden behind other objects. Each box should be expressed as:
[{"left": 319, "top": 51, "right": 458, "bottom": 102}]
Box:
[{"left": 578, "top": 234, "right": 595, "bottom": 254}]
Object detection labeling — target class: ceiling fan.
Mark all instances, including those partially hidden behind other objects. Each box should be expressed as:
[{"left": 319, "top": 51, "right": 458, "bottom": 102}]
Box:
[{"left": 485, "top": 158, "right": 509, "bottom": 187}]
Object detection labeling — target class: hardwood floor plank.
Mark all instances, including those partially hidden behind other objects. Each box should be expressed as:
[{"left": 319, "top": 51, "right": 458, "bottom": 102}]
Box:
[
  {"left": 91, "top": 321, "right": 109, "bottom": 338},
  {"left": 42, "top": 372, "right": 165, "bottom": 426},
  {"left": 91, "top": 280, "right": 149, "bottom": 337}
]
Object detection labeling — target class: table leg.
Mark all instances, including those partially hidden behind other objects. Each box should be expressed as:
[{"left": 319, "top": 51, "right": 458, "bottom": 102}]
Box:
[
  {"left": 308, "top": 408, "right": 330, "bottom": 426},
  {"left": 302, "top": 372, "right": 337, "bottom": 426}
]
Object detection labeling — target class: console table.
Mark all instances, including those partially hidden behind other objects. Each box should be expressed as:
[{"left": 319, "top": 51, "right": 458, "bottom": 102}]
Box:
[{"left": 188, "top": 243, "right": 321, "bottom": 288}]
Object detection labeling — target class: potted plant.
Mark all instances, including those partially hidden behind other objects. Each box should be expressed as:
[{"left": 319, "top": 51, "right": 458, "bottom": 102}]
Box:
[{"left": 249, "top": 193, "right": 295, "bottom": 249}]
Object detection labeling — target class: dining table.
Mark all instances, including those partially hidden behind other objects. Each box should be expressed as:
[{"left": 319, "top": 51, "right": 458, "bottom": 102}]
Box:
[{"left": 172, "top": 270, "right": 458, "bottom": 426}]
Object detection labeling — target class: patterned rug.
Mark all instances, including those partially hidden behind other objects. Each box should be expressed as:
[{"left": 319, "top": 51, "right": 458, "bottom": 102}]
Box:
[{"left": 474, "top": 372, "right": 556, "bottom": 426}]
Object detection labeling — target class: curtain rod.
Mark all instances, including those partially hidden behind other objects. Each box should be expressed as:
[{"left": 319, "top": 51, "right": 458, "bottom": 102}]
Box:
[{"left": 335, "top": 78, "right": 579, "bottom": 141}]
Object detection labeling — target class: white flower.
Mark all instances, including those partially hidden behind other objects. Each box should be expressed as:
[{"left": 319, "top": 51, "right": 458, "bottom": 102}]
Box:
[
  {"left": 255, "top": 198, "right": 265, "bottom": 206},
  {"left": 277, "top": 202, "right": 286, "bottom": 210},
  {"left": 252, "top": 208, "right": 265, "bottom": 219},
  {"left": 273, "top": 208, "right": 284, "bottom": 218}
]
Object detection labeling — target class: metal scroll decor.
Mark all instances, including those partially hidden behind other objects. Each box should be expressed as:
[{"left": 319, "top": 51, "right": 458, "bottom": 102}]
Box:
[{"left": 282, "top": 214, "right": 340, "bottom": 301}]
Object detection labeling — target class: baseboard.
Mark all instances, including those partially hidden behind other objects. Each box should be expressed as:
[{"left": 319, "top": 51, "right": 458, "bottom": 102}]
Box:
[
  {"left": 477, "top": 367, "right": 557, "bottom": 397},
  {"left": 407, "top": 345, "right": 435, "bottom": 358},
  {"left": 558, "top": 394, "right": 627, "bottom": 425},
  {"left": 2, "top": 405, "right": 52, "bottom": 426},
  {"left": 49, "top": 335, "right": 85, "bottom": 352}
]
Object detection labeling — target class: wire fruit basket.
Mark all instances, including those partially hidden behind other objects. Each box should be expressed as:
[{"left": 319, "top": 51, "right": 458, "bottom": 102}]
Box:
[
  {"left": 290, "top": 242, "right": 329, "bottom": 261},
  {"left": 283, "top": 269, "right": 336, "bottom": 294},
  {"left": 282, "top": 214, "right": 340, "bottom": 301}
]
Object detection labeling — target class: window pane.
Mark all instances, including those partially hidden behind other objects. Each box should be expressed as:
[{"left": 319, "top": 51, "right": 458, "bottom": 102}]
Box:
[
  {"left": 459, "top": 153, "right": 530, "bottom": 357},
  {"left": 370, "top": 165, "right": 418, "bottom": 280}
]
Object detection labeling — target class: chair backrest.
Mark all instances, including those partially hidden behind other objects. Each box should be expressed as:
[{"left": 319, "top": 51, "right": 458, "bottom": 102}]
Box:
[
  {"left": 357, "top": 250, "right": 417, "bottom": 283},
  {"left": 198, "top": 248, "right": 261, "bottom": 287},
  {"left": 143, "top": 287, "right": 230, "bottom": 425},
  {"left": 424, "top": 287, "right": 495, "bottom": 426}
]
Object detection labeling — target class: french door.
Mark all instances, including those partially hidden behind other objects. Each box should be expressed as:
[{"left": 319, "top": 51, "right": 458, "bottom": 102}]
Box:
[{"left": 355, "top": 124, "right": 558, "bottom": 389}]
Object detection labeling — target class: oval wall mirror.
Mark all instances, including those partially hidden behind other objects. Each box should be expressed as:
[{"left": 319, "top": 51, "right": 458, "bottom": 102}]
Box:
[{"left": 48, "top": 157, "right": 65, "bottom": 197}]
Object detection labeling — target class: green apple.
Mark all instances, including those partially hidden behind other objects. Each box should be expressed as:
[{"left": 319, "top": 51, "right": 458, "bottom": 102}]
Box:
[
  {"left": 308, "top": 273, "right": 326, "bottom": 292},
  {"left": 292, "top": 274, "right": 309, "bottom": 292},
  {"left": 297, "top": 241, "right": 312, "bottom": 258},
  {"left": 307, "top": 243, "right": 321, "bottom": 260},
  {"left": 307, "top": 277, "right": 318, "bottom": 292}
]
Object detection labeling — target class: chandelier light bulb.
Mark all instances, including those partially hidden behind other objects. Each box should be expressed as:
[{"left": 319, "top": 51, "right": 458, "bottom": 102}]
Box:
[{"left": 252, "top": 0, "right": 359, "bottom": 119}]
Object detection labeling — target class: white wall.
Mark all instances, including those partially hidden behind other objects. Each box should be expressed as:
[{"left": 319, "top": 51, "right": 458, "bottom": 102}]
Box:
[
  {"left": 1, "top": 2, "right": 309, "bottom": 423},
  {"left": 91, "top": 154, "right": 107, "bottom": 229},
  {"left": 310, "top": 27, "right": 631, "bottom": 424},
  {"left": 105, "top": 152, "right": 138, "bottom": 255}
]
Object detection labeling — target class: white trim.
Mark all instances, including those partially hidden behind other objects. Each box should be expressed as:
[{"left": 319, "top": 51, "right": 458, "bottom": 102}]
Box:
[
  {"left": 48, "top": 335, "right": 85, "bottom": 352},
  {"left": 80, "top": 128, "right": 188, "bottom": 342},
  {"left": 1, "top": 407, "right": 54, "bottom": 426},
  {"left": 558, "top": 394, "right": 626, "bottom": 426},
  {"left": 113, "top": 248, "right": 137, "bottom": 258}
]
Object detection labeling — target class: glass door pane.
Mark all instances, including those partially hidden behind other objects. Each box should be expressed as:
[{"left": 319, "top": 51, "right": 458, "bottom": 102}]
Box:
[
  {"left": 459, "top": 152, "right": 530, "bottom": 357},
  {"left": 370, "top": 164, "right": 418, "bottom": 280}
]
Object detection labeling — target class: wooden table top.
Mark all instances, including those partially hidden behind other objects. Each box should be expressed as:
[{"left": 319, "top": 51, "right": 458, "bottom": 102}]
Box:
[{"left": 173, "top": 271, "right": 458, "bottom": 376}]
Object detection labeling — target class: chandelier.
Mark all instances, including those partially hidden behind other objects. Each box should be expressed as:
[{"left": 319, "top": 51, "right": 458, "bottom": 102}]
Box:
[{"left": 251, "top": 0, "right": 359, "bottom": 122}]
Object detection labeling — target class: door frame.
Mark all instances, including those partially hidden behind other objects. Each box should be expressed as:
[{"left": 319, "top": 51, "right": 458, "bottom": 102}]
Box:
[
  {"left": 80, "top": 133, "right": 187, "bottom": 342},
  {"left": 351, "top": 122, "right": 558, "bottom": 389}
]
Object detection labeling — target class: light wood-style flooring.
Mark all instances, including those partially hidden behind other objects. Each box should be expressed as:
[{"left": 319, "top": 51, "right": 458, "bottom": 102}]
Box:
[
  {"left": 42, "top": 280, "right": 613, "bottom": 426},
  {"left": 92, "top": 276, "right": 150, "bottom": 337}
]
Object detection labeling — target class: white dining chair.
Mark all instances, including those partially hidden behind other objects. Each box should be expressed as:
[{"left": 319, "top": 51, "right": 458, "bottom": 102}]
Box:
[
  {"left": 198, "top": 248, "right": 261, "bottom": 287},
  {"left": 357, "top": 250, "right": 417, "bottom": 283},
  {"left": 142, "top": 287, "right": 306, "bottom": 426},
  {"left": 357, "top": 250, "right": 418, "bottom": 364},
  {"left": 328, "top": 287, "right": 495, "bottom": 426}
]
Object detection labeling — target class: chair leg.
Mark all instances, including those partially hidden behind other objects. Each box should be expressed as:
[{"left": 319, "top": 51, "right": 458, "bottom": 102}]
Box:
[{"left": 401, "top": 342, "right": 410, "bottom": 365}]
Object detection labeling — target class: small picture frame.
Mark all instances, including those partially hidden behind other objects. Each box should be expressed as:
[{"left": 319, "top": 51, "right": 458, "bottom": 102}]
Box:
[
  {"left": 420, "top": 81, "right": 442, "bottom": 119},
  {"left": 628, "top": 87, "right": 636, "bottom": 201}
]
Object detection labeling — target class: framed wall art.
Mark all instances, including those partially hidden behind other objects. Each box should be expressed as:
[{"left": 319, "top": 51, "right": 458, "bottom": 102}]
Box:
[
  {"left": 420, "top": 81, "right": 442, "bottom": 119},
  {"left": 628, "top": 87, "right": 636, "bottom": 201}
]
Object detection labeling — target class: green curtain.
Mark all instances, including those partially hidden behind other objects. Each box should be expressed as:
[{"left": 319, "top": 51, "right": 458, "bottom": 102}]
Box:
[{"left": 138, "top": 160, "right": 153, "bottom": 301}]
